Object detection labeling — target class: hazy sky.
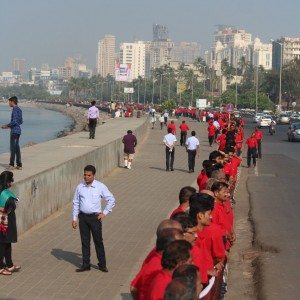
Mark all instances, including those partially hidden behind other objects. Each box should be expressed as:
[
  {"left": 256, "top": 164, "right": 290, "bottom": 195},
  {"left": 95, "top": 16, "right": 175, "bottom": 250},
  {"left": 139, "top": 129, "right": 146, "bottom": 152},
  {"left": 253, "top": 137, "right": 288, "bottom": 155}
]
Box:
[{"left": 1, "top": 0, "right": 299, "bottom": 71}]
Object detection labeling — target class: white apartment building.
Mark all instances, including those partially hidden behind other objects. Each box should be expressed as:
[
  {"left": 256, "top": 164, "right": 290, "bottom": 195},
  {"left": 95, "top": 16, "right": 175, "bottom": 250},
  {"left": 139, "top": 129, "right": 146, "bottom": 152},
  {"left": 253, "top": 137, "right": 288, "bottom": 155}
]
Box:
[
  {"left": 150, "top": 39, "right": 174, "bottom": 70},
  {"left": 251, "top": 38, "right": 272, "bottom": 70},
  {"left": 119, "top": 41, "right": 146, "bottom": 79},
  {"left": 97, "top": 35, "right": 116, "bottom": 77}
]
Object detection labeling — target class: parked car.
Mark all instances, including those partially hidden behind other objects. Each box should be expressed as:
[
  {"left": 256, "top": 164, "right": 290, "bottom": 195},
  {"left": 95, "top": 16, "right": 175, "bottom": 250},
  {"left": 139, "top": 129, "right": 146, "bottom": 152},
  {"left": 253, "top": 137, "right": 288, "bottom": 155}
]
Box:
[
  {"left": 253, "top": 113, "right": 264, "bottom": 123},
  {"left": 278, "top": 114, "right": 290, "bottom": 124},
  {"left": 289, "top": 113, "right": 300, "bottom": 123},
  {"left": 287, "top": 123, "right": 300, "bottom": 142},
  {"left": 257, "top": 115, "right": 275, "bottom": 127}
]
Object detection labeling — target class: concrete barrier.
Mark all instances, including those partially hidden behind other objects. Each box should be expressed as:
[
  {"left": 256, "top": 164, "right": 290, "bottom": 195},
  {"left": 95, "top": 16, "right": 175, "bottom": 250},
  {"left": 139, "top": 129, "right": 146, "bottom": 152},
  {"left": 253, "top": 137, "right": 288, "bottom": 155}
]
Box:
[{"left": 3, "top": 117, "right": 148, "bottom": 235}]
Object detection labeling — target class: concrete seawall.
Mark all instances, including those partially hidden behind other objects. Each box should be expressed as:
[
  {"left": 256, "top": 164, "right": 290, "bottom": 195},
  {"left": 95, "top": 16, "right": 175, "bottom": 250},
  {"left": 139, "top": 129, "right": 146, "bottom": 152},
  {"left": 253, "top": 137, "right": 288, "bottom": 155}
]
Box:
[{"left": 0, "top": 116, "right": 148, "bottom": 235}]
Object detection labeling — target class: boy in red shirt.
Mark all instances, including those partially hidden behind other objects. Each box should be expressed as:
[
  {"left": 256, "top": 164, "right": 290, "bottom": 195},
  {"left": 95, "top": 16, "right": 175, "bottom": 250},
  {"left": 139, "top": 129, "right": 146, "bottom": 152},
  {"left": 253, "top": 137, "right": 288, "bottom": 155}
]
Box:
[
  {"left": 246, "top": 133, "right": 258, "bottom": 167},
  {"left": 170, "top": 186, "right": 196, "bottom": 218},
  {"left": 167, "top": 120, "right": 176, "bottom": 135},
  {"left": 235, "top": 128, "right": 244, "bottom": 157},
  {"left": 207, "top": 121, "right": 216, "bottom": 147},
  {"left": 197, "top": 160, "right": 212, "bottom": 192},
  {"left": 253, "top": 127, "right": 263, "bottom": 159},
  {"left": 179, "top": 120, "right": 189, "bottom": 146},
  {"left": 146, "top": 240, "right": 192, "bottom": 300},
  {"left": 216, "top": 129, "right": 227, "bottom": 151}
]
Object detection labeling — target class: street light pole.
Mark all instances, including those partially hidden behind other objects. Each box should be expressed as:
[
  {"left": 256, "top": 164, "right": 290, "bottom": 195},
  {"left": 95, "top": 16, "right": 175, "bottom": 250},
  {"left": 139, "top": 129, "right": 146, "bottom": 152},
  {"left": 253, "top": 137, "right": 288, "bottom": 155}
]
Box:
[
  {"left": 255, "top": 51, "right": 259, "bottom": 113},
  {"left": 144, "top": 79, "right": 146, "bottom": 105},
  {"left": 235, "top": 55, "right": 238, "bottom": 108},
  {"left": 279, "top": 43, "right": 283, "bottom": 108},
  {"left": 159, "top": 74, "right": 162, "bottom": 103}
]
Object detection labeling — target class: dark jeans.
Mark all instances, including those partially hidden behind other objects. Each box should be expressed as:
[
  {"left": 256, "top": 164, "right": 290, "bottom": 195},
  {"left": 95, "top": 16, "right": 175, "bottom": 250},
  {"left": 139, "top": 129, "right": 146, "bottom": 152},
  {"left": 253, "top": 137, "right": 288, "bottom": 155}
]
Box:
[
  {"left": 236, "top": 148, "right": 242, "bottom": 157},
  {"left": 164, "top": 117, "right": 168, "bottom": 125},
  {"left": 247, "top": 148, "right": 257, "bottom": 167},
  {"left": 165, "top": 147, "right": 175, "bottom": 170},
  {"left": 257, "top": 140, "right": 262, "bottom": 158},
  {"left": 160, "top": 122, "right": 163, "bottom": 130},
  {"left": 208, "top": 135, "right": 214, "bottom": 146},
  {"left": 0, "top": 243, "right": 13, "bottom": 268},
  {"left": 10, "top": 133, "right": 22, "bottom": 167},
  {"left": 187, "top": 150, "right": 197, "bottom": 171},
  {"left": 88, "top": 119, "right": 97, "bottom": 139},
  {"left": 78, "top": 213, "right": 106, "bottom": 268},
  {"left": 180, "top": 132, "right": 187, "bottom": 146}
]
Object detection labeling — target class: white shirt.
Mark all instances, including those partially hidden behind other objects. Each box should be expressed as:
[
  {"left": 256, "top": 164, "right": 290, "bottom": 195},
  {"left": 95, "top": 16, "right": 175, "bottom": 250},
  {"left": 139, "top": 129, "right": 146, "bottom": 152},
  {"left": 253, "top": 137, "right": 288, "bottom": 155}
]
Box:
[
  {"left": 88, "top": 106, "right": 100, "bottom": 119},
  {"left": 159, "top": 116, "right": 164, "bottom": 123},
  {"left": 163, "top": 112, "right": 169, "bottom": 118},
  {"left": 72, "top": 180, "right": 116, "bottom": 221},
  {"left": 163, "top": 133, "right": 177, "bottom": 148},
  {"left": 213, "top": 120, "right": 220, "bottom": 129},
  {"left": 186, "top": 136, "right": 200, "bottom": 150}
]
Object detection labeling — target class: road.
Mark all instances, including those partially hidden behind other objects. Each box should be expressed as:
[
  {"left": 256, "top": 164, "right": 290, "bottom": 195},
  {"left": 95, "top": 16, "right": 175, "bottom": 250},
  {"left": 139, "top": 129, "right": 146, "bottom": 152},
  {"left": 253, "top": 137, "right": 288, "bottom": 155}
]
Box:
[{"left": 244, "top": 120, "right": 300, "bottom": 299}]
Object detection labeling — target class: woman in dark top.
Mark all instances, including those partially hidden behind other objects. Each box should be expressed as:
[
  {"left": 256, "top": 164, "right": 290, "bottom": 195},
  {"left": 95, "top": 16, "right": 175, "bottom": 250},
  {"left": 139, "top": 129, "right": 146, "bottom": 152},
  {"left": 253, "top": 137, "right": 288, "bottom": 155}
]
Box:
[{"left": 0, "top": 171, "right": 20, "bottom": 275}]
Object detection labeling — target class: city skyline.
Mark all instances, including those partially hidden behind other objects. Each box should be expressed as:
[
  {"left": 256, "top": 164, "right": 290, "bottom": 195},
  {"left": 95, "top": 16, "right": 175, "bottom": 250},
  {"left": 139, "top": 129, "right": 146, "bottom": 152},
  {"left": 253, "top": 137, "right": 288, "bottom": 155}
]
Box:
[{"left": 0, "top": 0, "right": 299, "bottom": 71}]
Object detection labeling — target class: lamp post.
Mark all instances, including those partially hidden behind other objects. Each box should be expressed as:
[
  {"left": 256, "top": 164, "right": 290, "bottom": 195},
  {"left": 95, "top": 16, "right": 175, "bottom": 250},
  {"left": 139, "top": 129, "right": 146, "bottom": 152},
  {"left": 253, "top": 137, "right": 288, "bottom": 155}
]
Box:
[
  {"left": 143, "top": 79, "right": 146, "bottom": 105},
  {"left": 159, "top": 74, "right": 163, "bottom": 103},
  {"left": 255, "top": 50, "right": 259, "bottom": 113},
  {"left": 235, "top": 54, "right": 238, "bottom": 109}
]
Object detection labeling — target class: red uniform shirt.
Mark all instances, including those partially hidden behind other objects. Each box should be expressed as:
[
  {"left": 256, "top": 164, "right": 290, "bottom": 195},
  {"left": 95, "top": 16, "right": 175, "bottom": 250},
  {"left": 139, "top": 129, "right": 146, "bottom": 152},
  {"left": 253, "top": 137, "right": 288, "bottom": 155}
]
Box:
[
  {"left": 197, "top": 170, "right": 208, "bottom": 192},
  {"left": 179, "top": 123, "right": 189, "bottom": 132},
  {"left": 230, "top": 156, "right": 241, "bottom": 177},
  {"left": 246, "top": 137, "right": 257, "bottom": 148},
  {"left": 167, "top": 123, "right": 176, "bottom": 135},
  {"left": 208, "top": 124, "right": 216, "bottom": 137},
  {"left": 235, "top": 132, "right": 243, "bottom": 150},
  {"left": 170, "top": 206, "right": 185, "bottom": 218},
  {"left": 211, "top": 200, "right": 234, "bottom": 236},
  {"left": 131, "top": 250, "right": 162, "bottom": 299},
  {"left": 146, "top": 270, "right": 172, "bottom": 300},
  {"left": 254, "top": 130, "right": 263, "bottom": 140},
  {"left": 217, "top": 134, "right": 227, "bottom": 151}
]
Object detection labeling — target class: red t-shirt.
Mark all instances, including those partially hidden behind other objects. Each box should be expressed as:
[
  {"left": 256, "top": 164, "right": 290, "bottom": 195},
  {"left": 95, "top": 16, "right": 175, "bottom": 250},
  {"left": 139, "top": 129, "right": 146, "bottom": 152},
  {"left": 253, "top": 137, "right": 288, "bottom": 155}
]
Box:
[
  {"left": 235, "top": 132, "right": 243, "bottom": 150},
  {"left": 131, "top": 250, "right": 162, "bottom": 299},
  {"left": 254, "top": 130, "right": 263, "bottom": 140},
  {"left": 197, "top": 170, "right": 208, "bottom": 192},
  {"left": 146, "top": 270, "right": 172, "bottom": 300},
  {"left": 246, "top": 137, "right": 257, "bottom": 148},
  {"left": 208, "top": 124, "right": 216, "bottom": 137},
  {"left": 167, "top": 123, "right": 176, "bottom": 135},
  {"left": 179, "top": 123, "right": 189, "bottom": 132},
  {"left": 217, "top": 134, "right": 227, "bottom": 151},
  {"left": 230, "top": 156, "right": 241, "bottom": 176},
  {"left": 170, "top": 206, "right": 185, "bottom": 218},
  {"left": 196, "top": 224, "right": 225, "bottom": 262},
  {"left": 211, "top": 200, "right": 234, "bottom": 236}
]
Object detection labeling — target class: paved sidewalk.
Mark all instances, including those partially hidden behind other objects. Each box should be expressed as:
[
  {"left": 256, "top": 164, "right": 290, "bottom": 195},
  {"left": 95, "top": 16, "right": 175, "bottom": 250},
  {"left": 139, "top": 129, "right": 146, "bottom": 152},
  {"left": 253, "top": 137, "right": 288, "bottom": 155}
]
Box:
[{"left": 0, "top": 119, "right": 212, "bottom": 300}]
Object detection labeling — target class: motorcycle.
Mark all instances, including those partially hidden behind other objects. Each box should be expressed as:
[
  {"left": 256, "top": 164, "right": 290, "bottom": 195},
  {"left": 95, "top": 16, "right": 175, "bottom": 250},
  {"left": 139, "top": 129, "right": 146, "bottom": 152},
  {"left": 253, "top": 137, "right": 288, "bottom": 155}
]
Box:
[{"left": 269, "top": 124, "right": 276, "bottom": 135}]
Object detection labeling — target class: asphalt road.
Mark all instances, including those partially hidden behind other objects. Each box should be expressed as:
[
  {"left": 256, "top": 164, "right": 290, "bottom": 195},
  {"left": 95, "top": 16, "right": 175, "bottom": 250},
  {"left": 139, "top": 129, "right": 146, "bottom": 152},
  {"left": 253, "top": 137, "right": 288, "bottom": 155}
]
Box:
[{"left": 244, "top": 120, "right": 300, "bottom": 299}]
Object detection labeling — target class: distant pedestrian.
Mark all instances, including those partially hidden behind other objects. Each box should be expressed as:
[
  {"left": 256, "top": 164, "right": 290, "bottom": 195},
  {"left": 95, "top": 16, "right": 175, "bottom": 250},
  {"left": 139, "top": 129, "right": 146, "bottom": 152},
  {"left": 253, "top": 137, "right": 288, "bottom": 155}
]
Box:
[
  {"left": 150, "top": 109, "right": 156, "bottom": 129},
  {"left": 246, "top": 133, "right": 258, "bottom": 168},
  {"left": 185, "top": 131, "right": 200, "bottom": 173},
  {"left": 1, "top": 96, "right": 23, "bottom": 170},
  {"left": 122, "top": 130, "right": 137, "bottom": 170},
  {"left": 163, "top": 128, "right": 177, "bottom": 171},
  {"left": 72, "top": 165, "right": 116, "bottom": 273},
  {"left": 207, "top": 121, "right": 216, "bottom": 147},
  {"left": 159, "top": 114, "right": 164, "bottom": 130},
  {"left": 179, "top": 120, "right": 189, "bottom": 146},
  {"left": 163, "top": 111, "right": 169, "bottom": 125},
  {"left": 167, "top": 120, "right": 176, "bottom": 135},
  {"left": 0, "top": 171, "right": 21, "bottom": 275},
  {"left": 87, "top": 101, "right": 99, "bottom": 139},
  {"left": 253, "top": 127, "right": 263, "bottom": 159}
]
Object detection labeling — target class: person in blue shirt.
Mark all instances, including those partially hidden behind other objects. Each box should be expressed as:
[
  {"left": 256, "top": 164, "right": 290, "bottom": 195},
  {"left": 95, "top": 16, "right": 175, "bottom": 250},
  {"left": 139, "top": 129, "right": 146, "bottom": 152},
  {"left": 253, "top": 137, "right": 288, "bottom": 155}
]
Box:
[
  {"left": 1, "top": 96, "right": 23, "bottom": 170},
  {"left": 72, "top": 165, "right": 116, "bottom": 273}
]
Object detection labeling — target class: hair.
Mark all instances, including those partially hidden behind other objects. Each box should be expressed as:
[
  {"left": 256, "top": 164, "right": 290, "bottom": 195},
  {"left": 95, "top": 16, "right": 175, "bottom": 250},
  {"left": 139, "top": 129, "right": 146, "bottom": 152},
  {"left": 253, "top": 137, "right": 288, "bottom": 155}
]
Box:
[
  {"left": 8, "top": 96, "right": 18, "bottom": 104},
  {"left": 205, "top": 178, "right": 219, "bottom": 190},
  {"left": 170, "top": 213, "right": 197, "bottom": 232},
  {"left": 156, "top": 228, "right": 184, "bottom": 252},
  {"left": 178, "top": 186, "right": 196, "bottom": 205},
  {"left": 189, "top": 193, "right": 213, "bottom": 223},
  {"left": 182, "top": 120, "right": 185, "bottom": 123},
  {"left": 191, "top": 131, "right": 196, "bottom": 136},
  {"left": 209, "top": 150, "right": 222, "bottom": 162},
  {"left": 222, "top": 129, "right": 227, "bottom": 134},
  {"left": 156, "top": 219, "right": 183, "bottom": 236},
  {"left": 211, "top": 181, "right": 229, "bottom": 193},
  {"left": 127, "top": 130, "right": 133, "bottom": 134},
  {"left": 161, "top": 240, "right": 192, "bottom": 270},
  {"left": 171, "top": 120, "right": 174, "bottom": 124},
  {"left": 173, "top": 264, "right": 199, "bottom": 292},
  {"left": 84, "top": 165, "right": 96, "bottom": 175},
  {"left": 224, "top": 146, "right": 235, "bottom": 154},
  {"left": 91, "top": 100, "right": 96, "bottom": 106},
  {"left": 164, "top": 277, "right": 197, "bottom": 300},
  {"left": 167, "top": 128, "right": 173, "bottom": 133},
  {"left": 0, "top": 171, "right": 14, "bottom": 191}
]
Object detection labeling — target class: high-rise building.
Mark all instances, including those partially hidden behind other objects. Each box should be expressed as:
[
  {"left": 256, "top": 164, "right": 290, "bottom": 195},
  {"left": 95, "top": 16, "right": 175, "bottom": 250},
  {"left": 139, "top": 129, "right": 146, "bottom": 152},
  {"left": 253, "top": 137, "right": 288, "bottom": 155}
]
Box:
[
  {"left": 153, "top": 24, "right": 169, "bottom": 41},
  {"left": 119, "top": 41, "right": 146, "bottom": 79},
  {"left": 97, "top": 35, "right": 116, "bottom": 77},
  {"left": 272, "top": 37, "right": 300, "bottom": 70},
  {"left": 170, "top": 42, "right": 201, "bottom": 64},
  {"left": 251, "top": 38, "right": 272, "bottom": 70},
  {"left": 13, "top": 58, "right": 26, "bottom": 76}
]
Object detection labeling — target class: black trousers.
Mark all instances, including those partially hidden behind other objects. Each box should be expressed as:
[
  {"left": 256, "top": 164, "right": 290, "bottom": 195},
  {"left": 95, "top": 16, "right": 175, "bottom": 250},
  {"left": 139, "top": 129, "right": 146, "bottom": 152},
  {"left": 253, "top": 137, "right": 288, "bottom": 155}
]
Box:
[
  {"left": 0, "top": 243, "right": 13, "bottom": 268},
  {"left": 247, "top": 148, "right": 257, "bottom": 167},
  {"left": 165, "top": 147, "right": 175, "bottom": 170},
  {"left": 187, "top": 150, "right": 197, "bottom": 171},
  {"left": 164, "top": 117, "right": 168, "bottom": 125},
  {"left": 78, "top": 213, "right": 106, "bottom": 268},
  {"left": 10, "top": 133, "right": 22, "bottom": 167},
  {"left": 257, "top": 140, "right": 262, "bottom": 158},
  {"left": 180, "top": 132, "right": 187, "bottom": 146},
  {"left": 88, "top": 119, "right": 97, "bottom": 139},
  {"left": 208, "top": 135, "right": 214, "bottom": 146}
]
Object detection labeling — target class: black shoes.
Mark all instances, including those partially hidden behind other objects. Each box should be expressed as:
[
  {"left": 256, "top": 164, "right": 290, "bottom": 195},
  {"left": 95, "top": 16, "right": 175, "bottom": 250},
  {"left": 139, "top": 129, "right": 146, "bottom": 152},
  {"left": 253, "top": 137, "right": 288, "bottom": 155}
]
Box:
[
  {"left": 76, "top": 266, "right": 91, "bottom": 272},
  {"left": 98, "top": 265, "right": 108, "bottom": 272}
]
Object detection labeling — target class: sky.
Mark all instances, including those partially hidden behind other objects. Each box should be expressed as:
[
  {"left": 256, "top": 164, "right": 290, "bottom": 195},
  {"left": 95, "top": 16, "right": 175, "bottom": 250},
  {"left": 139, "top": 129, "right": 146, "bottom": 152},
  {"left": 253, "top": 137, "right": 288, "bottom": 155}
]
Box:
[{"left": 0, "top": 0, "right": 299, "bottom": 71}]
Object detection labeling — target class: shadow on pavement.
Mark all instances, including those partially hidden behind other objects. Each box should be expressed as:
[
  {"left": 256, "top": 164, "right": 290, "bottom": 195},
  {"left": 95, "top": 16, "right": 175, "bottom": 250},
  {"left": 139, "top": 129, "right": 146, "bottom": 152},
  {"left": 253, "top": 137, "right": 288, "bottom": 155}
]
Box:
[
  {"left": 120, "top": 293, "right": 132, "bottom": 300},
  {"left": 51, "top": 248, "right": 83, "bottom": 268}
]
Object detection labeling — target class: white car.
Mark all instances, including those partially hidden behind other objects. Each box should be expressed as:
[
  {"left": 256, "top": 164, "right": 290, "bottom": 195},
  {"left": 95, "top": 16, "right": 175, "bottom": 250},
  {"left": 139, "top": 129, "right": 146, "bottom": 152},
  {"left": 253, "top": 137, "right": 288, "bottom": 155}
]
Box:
[
  {"left": 253, "top": 113, "right": 264, "bottom": 123},
  {"left": 257, "top": 116, "right": 275, "bottom": 127}
]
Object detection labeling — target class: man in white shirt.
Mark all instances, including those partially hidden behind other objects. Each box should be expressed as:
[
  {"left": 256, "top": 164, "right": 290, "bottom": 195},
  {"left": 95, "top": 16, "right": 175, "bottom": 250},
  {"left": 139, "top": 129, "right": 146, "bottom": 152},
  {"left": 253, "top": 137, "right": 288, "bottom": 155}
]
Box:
[
  {"left": 212, "top": 118, "right": 220, "bottom": 141},
  {"left": 185, "top": 131, "right": 200, "bottom": 173},
  {"left": 87, "top": 101, "right": 99, "bottom": 139},
  {"left": 163, "top": 111, "right": 169, "bottom": 125},
  {"left": 163, "top": 128, "right": 177, "bottom": 171}
]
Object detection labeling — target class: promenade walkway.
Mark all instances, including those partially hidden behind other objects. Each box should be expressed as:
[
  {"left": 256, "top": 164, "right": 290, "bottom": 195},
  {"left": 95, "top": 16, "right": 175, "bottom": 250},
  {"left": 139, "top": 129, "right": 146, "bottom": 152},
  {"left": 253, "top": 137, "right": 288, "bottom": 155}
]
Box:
[{"left": 0, "top": 118, "right": 211, "bottom": 300}]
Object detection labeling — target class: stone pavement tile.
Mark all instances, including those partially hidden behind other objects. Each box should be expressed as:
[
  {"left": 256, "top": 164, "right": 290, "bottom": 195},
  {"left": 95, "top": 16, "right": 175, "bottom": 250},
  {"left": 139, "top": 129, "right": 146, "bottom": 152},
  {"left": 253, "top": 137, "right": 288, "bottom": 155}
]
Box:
[{"left": 0, "top": 119, "right": 214, "bottom": 299}]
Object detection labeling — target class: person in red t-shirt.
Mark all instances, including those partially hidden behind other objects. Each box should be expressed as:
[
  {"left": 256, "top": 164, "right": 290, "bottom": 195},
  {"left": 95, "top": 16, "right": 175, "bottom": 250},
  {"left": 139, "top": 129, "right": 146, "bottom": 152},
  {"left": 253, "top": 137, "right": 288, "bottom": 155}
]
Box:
[
  {"left": 246, "top": 133, "right": 258, "bottom": 168},
  {"left": 167, "top": 120, "right": 176, "bottom": 135},
  {"left": 170, "top": 186, "right": 196, "bottom": 218},
  {"left": 197, "top": 160, "right": 212, "bottom": 192},
  {"left": 253, "top": 127, "right": 263, "bottom": 159},
  {"left": 146, "top": 240, "right": 192, "bottom": 300},
  {"left": 207, "top": 122, "right": 216, "bottom": 147},
  {"left": 179, "top": 120, "right": 190, "bottom": 146},
  {"left": 216, "top": 129, "right": 227, "bottom": 151},
  {"left": 235, "top": 129, "right": 244, "bottom": 157}
]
